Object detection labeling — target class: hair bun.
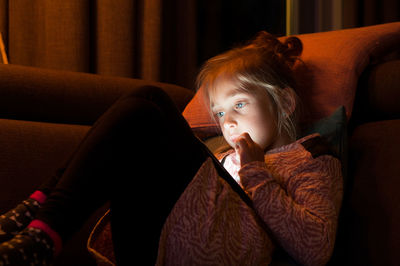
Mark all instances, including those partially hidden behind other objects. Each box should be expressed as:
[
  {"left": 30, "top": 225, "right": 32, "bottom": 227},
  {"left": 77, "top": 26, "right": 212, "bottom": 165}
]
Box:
[
  {"left": 250, "top": 31, "right": 303, "bottom": 68},
  {"left": 281, "top": 36, "right": 303, "bottom": 64}
]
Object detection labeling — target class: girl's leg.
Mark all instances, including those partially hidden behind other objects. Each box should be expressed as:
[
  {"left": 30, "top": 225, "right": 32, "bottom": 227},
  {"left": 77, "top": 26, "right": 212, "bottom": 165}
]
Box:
[{"left": 1, "top": 86, "right": 211, "bottom": 265}]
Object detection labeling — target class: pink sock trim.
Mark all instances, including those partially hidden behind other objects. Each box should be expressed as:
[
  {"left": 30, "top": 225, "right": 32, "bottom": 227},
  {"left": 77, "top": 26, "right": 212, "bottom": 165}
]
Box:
[
  {"left": 29, "top": 190, "right": 47, "bottom": 205},
  {"left": 28, "top": 220, "right": 63, "bottom": 256}
]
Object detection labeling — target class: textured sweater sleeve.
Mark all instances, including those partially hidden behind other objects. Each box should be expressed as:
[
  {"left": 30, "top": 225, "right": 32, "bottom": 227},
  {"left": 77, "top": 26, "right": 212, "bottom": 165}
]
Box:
[{"left": 239, "top": 155, "right": 343, "bottom": 266}]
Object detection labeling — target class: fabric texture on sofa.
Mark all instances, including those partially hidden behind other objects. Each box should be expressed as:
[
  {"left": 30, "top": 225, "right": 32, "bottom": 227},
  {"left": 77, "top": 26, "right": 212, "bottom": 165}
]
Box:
[
  {"left": 339, "top": 58, "right": 400, "bottom": 265},
  {"left": 0, "top": 64, "right": 194, "bottom": 126},
  {"left": 347, "top": 121, "right": 400, "bottom": 265},
  {"left": 0, "top": 119, "right": 90, "bottom": 213}
]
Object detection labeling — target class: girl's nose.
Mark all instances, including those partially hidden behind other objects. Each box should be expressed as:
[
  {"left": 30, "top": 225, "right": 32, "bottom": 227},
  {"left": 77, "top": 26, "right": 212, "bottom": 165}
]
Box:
[{"left": 223, "top": 113, "right": 237, "bottom": 129}]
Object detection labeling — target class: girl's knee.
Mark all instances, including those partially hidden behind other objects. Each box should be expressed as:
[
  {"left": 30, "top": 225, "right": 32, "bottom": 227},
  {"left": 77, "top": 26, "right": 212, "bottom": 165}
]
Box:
[{"left": 119, "top": 85, "right": 178, "bottom": 116}]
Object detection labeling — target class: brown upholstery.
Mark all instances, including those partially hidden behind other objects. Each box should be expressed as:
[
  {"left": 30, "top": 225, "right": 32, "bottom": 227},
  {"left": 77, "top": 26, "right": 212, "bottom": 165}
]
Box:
[
  {"left": 0, "top": 64, "right": 194, "bottom": 125},
  {"left": 347, "top": 120, "right": 400, "bottom": 265},
  {"left": 0, "top": 119, "right": 89, "bottom": 211},
  {"left": 352, "top": 60, "right": 400, "bottom": 123}
]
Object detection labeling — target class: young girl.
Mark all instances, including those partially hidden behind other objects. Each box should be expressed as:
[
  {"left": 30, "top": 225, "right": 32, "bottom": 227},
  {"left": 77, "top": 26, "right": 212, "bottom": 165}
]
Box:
[{"left": 0, "top": 32, "right": 343, "bottom": 266}]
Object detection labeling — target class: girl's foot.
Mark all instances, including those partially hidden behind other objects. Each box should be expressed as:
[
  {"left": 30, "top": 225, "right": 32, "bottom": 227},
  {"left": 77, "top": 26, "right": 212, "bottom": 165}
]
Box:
[
  {"left": 0, "top": 227, "right": 55, "bottom": 265},
  {"left": 0, "top": 191, "right": 47, "bottom": 242}
]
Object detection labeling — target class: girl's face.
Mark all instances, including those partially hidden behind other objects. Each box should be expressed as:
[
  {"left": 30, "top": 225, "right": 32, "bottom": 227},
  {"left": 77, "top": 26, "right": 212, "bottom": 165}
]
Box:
[{"left": 210, "top": 79, "right": 290, "bottom": 151}]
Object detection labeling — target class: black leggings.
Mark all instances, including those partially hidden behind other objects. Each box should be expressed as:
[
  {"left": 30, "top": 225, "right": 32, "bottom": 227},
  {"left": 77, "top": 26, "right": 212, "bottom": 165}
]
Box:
[{"left": 34, "top": 86, "right": 249, "bottom": 265}]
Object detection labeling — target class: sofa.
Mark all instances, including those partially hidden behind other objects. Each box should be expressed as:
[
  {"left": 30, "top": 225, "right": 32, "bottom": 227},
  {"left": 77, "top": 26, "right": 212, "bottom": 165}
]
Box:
[
  {"left": 0, "top": 22, "right": 399, "bottom": 265},
  {"left": 0, "top": 64, "right": 194, "bottom": 266}
]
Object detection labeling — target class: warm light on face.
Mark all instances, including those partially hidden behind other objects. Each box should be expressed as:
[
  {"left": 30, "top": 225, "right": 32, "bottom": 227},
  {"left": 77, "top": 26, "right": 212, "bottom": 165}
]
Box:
[{"left": 210, "top": 78, "right": 290, "bottom": 151}]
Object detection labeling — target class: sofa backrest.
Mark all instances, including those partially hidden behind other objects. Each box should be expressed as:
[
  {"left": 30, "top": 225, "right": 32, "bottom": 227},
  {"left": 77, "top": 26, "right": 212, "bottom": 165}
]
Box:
[{"left": 0, "top": 64, "right": 194, "bottom": 125}]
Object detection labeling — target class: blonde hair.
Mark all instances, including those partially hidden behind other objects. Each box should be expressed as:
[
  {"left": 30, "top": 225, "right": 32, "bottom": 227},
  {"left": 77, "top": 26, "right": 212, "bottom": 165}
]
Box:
[{"left": 196, "top": 31, "right": 303, "bottom": 141}]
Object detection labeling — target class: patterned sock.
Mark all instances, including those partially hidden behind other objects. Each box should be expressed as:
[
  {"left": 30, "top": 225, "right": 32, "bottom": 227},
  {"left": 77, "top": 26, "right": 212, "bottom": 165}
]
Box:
[
  {"left": 0, "top": 227, "right": 55, "bottom": 266},
  {"left": 0, "top": 191, "right": 47, "bottom": 242}
]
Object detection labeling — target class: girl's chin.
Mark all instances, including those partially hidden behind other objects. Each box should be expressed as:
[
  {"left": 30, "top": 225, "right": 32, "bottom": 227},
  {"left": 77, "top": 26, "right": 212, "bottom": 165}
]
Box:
[
  {"left": 224, "top": 140, "right": 236, "bottom": 149},
  {"left": 226, "top": 142, "right": 235, "bottom": 149}
]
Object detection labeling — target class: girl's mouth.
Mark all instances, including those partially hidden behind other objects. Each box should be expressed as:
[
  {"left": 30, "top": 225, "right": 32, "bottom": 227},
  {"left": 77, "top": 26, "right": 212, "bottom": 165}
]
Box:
[{"left": 230, "top": 134, "right": 240, "bottom": 143}]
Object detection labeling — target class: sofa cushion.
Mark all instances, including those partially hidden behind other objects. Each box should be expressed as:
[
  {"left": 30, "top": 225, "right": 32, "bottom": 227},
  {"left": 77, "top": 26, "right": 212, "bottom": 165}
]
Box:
[
  {"left": 0, "top": 119, "right": 89, "bottom": 211},
  {"left": 183, "top": 22, "right": 400, "bottom": 139},
  {"left": 368, "top": 60, "right": 400, "bottom": 119},
  {"left": 87, "top": 210, "right": 116, "bottom": 266},
  {"left": 345, "top": 120, "right": 400, "bottom": 265},
  {"left": 352, "top": 60, "right": 400, "bottom": 125}
]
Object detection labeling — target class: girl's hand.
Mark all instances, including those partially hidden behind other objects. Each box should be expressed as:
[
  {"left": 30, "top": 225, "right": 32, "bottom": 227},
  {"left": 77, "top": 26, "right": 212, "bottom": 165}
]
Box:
[{"left": 234, "top": 133, "right": 265, "bottom": 167}]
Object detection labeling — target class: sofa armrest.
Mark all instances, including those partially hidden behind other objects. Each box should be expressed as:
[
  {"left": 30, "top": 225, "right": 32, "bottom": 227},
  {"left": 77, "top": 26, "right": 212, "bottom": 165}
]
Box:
[
  {"left": 352, "top": 59, "right": 400, "bottom": 126},
  {"left": 0, "top": 64, "right": 194, "bottom": 125}
]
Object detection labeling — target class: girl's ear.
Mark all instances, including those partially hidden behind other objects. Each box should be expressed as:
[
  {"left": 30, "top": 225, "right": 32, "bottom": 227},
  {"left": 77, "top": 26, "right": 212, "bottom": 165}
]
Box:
[{"left": 282, "top": 87, "right": 297, "bottom": 116}]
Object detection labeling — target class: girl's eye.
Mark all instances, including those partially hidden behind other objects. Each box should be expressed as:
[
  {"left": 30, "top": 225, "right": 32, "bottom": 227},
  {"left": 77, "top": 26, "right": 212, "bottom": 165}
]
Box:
[
  {"left": 235, "top": 102, "right": 246, "bottom": 109},
  {"left": 216, "top": 111, "right": 225, "bottom": 118}
]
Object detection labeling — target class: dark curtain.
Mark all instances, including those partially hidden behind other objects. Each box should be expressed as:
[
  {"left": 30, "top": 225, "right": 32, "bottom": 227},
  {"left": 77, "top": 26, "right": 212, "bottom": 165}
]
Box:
[
  {"left": 0, "top": 0, "right": 287, "bottom": 90},
  {"left": 0, "top": 0, "right": 397, "bottom": 89},
  {"left": 196, "top": 0, "right": 286, "bottom": 65},
  {"left": 290, "top": 0, "right": 400, "bottom": 35},
  {"left": 0, "top": 0, "right": 197, "bottom": 89},
  {"left": 343, "top": 0, "right": 400, "bottom": 29}
]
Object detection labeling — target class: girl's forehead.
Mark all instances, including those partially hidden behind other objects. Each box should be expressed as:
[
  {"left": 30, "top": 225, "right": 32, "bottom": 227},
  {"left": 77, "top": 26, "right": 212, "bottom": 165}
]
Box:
[
  {"left": 211, "top": 77, "right": 245, "bottom": 94},
  {"left": 210, "top": 87, "right": 261, "bottom": 110},
  {"left": 209, "top": 82, "right": 245, "bottom": 101},
  {"left": 211, "top": 78, "right": 266, "bottom": 99}
]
